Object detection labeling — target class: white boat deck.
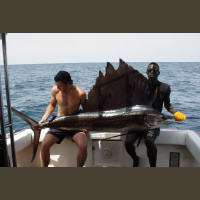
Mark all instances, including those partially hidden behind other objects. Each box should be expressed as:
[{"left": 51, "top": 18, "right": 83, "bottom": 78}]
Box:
[{"left": 6, "top": 128, "right": 200, "bottom": 167}]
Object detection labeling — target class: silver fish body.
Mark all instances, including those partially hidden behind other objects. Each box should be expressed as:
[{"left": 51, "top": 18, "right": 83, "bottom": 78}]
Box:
[
  {"left": 39, "top": 105, "right": 171, "bottom": 132},
  {"left": 10, "top": 105, "right": 173, "bottom": 162}
]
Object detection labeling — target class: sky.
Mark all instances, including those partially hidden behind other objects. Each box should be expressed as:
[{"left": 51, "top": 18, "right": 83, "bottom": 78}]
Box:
[{"left": 1, "top": 33, "right": 200, "bottom": 65}]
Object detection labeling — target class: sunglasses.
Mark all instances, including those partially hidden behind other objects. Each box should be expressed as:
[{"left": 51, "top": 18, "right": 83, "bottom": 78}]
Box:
[{"left": 147, "top": 68, "right": 159, "bottom": 73}]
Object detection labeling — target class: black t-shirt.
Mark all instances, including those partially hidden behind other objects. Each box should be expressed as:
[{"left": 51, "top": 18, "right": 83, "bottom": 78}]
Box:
[{"left": 152, "top": 81, "right": 172, "bottom": 112}]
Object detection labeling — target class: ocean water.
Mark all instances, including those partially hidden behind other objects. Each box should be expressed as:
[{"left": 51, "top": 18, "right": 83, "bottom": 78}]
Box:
[{"left": 1, "top": 62, "right": 200, "bottom": 134}]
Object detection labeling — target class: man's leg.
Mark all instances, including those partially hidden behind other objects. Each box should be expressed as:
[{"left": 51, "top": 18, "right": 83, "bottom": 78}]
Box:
[
  {"left": 72, "top": 132, "right": 87, "bottom": 167},
  {"left": 40, "top": 134, "right": 59, "bottom": 167},
  {"left": 144, "top": 129, "right": 160, "bottom": 167},
  {"left": 125, "top": 132, "right": 141, "bottom": 167}
]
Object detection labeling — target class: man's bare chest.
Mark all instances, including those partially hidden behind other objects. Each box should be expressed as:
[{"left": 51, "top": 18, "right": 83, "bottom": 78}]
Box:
[{"left": 56, "top": 92, "right": 80, "bottom": 106}]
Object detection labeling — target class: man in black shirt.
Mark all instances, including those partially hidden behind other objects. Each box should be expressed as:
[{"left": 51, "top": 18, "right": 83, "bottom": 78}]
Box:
[{"left": 125, "top": 62, "right": 186, "bottom": 167}]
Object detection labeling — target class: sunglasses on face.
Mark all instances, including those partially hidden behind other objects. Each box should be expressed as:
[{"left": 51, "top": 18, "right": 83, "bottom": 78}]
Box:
[{"left": 147, "top": 68, "right": 159, "bottom": 73}]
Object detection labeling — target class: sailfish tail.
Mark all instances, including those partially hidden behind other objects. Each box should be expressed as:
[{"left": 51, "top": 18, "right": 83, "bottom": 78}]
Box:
[{"left": 10, "top": 107, "right": 41, "bottom": 162}]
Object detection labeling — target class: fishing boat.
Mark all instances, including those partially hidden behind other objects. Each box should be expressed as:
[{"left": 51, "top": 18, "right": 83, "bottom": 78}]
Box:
[
  {"left": 1, "top": 33, "right": 200, "bottom": 167},
  {"left": 5, "top": 127, "right": 200, "bottom": 167}
]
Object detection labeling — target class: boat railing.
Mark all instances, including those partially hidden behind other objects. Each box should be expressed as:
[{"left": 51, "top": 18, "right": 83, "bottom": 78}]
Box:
[{"left": 0, "top": 33, "right": 17, "bottom": 167}]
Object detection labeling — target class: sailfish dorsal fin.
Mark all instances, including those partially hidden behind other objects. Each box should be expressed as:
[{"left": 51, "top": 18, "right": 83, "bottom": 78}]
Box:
[{"left": 83, "top": 59, "right": 154, "bottom": 112}]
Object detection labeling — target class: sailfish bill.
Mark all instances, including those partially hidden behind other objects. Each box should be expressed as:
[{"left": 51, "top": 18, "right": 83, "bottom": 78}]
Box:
[{"left": 10, "top": 59, "right": 175, "bottom": 162}]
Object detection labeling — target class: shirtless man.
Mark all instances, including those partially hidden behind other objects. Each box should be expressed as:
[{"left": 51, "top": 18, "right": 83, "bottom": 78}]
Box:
[{"left": 39, "top": 71, "right": 87, "bottom": 167}]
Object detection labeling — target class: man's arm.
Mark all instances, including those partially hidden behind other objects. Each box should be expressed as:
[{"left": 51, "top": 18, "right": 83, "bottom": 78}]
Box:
[
  {"left": 80, "top": 89, "right": 88, "bottom": 133},
  {"left": 39, "top": 87, "right": 57, "bottom": 125},
  {"left": 167, "top": 105, "right": 177, "bottom": 115},
  {"left": 163, "top": 86, "right": 176, "bottom": 114},
  {"left": 164, "top": 86, "right": 186, "bottom": 121},
  {"left": 80, "top": 90, "right": 87, "bottom": 108}
]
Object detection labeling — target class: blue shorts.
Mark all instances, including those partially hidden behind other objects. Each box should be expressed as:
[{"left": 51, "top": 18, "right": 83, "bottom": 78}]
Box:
[{"left": 47, "top": 128, "right": 82, "bottom": 144}]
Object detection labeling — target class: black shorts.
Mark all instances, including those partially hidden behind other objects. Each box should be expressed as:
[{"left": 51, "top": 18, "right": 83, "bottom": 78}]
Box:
[
  {"left": 47, "top": 128, "right": 82, "bottom": 144},
  {"left": 126, "top": 128, "right": 160, "bottom": 145},
  {"left": 144, "top": 128, "right": 160, "bottom": 141}
]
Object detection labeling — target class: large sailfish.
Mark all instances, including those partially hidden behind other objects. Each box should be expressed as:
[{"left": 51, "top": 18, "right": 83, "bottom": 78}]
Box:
[{"left": 10, "top": 59, "right": 174, "bottom": 162}]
